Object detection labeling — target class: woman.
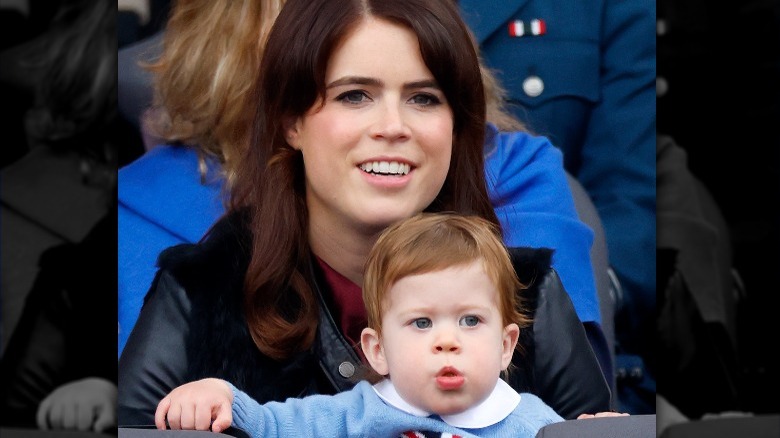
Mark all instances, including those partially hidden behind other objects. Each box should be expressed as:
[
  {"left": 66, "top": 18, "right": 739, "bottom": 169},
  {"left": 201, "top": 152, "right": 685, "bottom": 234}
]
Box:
[
  {"left": 118, "top": 0, "right": 610, "bottom": 425},
  {"left": 118, "top": 0, "right": 605, "bottom": 371}
]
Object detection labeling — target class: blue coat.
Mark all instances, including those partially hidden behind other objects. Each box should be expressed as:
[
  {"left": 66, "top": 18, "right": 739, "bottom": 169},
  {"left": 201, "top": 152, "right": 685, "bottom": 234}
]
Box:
[
  {"left": 118, "top": 146, "right": 224, "bottom": 354},
  {"left": 460, "top": 0, "right": 656, "bottom": 412}
]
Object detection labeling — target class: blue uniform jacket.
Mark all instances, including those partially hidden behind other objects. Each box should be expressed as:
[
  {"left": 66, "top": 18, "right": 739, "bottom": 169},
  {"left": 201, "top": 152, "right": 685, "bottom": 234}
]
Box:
[{"left": 459, "top": 0, "right": 656, "bottom": 390}]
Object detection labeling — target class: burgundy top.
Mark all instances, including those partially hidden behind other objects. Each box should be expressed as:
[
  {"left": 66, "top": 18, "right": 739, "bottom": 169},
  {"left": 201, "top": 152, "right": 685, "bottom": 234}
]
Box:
[{"left": 315, "top": 256, "right": 368, "bottom": 356}]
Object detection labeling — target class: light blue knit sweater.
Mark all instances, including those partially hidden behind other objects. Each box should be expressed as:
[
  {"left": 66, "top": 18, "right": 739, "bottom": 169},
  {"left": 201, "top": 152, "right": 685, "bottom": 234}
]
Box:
[{"left": 230, "top": 380, "right": 562, "bottom": 437}]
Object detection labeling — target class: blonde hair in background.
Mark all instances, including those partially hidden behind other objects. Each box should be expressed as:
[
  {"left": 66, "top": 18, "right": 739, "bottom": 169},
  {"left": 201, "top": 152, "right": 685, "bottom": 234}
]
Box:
[
  {"left": 482, "top": 64, "right": 526, "bottom": 132},
  {"left": 363, "top": 213, "right": 530, "bottom": 340},
  {"left": 144, "top": 0, "right": 285, "bottom": 184}
]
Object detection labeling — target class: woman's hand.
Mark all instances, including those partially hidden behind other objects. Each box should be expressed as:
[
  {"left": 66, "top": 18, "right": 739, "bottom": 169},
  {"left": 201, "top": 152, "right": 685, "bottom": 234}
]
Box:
[
  {"left": 36, "top": 377, "right": 117, "bottom": 432},
  {"left": 577, "top": 411, "right": 630, "bottom": 419},
  {"left": 155, "top": 378, "right": 234, "bottom": 432}
]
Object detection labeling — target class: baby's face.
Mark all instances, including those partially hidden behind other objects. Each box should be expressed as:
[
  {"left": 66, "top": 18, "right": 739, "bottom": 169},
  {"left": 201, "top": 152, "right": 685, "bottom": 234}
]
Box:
[{"left": 376, "top": 260, "right": 518, "bottom": 415}]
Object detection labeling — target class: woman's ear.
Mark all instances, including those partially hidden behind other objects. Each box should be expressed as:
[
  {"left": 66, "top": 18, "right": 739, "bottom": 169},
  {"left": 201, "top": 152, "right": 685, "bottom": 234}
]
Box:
[
  {"left": 360, "top": 327, "right": 389, "bottom": 376},
  {"left": 284, "top": 118, "right": 302, "bottom": 150},
  {"left": 501, "top": 323, "right": 520, "bottom": 370}
]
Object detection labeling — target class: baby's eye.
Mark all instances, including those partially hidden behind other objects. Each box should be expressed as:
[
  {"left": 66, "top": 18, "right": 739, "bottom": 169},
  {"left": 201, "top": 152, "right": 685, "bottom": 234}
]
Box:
[
  {"left": 408, "top": 93, "right": 441, "bottom": 106},
  {"left": 337, "top": 90, "right": 370, "bottom": 104},
  {"left": 459, "top": 315, "right": 480, "bottom": 327},
  {"left": 412, "top": 318, "right": 432, "bottom": 329}
]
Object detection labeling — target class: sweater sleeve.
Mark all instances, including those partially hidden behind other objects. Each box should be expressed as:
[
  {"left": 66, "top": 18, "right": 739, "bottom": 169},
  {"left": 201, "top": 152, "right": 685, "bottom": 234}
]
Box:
[{"left": 229, "top": 382, "right": 372, "bottom": 437}]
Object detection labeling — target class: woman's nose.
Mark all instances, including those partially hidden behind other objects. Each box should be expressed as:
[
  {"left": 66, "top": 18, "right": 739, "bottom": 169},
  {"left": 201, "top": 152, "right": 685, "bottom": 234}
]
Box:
[{"left": 371, "top": 101, "right": 411, "bottom": 142}]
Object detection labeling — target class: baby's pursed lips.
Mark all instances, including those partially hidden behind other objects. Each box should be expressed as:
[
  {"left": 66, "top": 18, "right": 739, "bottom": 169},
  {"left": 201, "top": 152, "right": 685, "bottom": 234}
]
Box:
[{"left": 437, "top": 366, "right": 461, "bottom": 377}]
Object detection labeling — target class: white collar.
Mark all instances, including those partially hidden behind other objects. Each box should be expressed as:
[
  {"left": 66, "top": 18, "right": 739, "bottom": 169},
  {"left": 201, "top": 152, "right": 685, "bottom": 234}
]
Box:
[{"left": 372, "top": 378, "right": 520, "bottom": 428}]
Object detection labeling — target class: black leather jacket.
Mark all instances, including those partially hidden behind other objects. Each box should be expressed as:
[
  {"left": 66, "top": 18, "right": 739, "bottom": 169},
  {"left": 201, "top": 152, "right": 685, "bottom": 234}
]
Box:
[{"left": 118, "top": 214, "right": 610, "bottom": 426}]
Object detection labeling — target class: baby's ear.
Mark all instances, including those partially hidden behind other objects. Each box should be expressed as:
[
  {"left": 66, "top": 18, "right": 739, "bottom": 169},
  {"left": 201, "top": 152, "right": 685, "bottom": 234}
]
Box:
[
  {"left": 501, "top": 323, "right": 520, "bottom": 370},
  {"left": 360, "top": 328, "right": 389, "bottom": 376}
]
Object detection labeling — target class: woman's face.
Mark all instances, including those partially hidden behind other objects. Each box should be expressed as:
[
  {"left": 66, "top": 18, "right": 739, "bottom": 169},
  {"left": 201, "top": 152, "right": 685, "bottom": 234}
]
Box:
[{"left": 287, "top": 17, "right": 453, "bottom": 235}]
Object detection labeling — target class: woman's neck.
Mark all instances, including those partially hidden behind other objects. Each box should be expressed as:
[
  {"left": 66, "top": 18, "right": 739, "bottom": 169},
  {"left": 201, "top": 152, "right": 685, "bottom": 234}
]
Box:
[{"left": 308, "top": 218, "right": 381, "bottom": 287}]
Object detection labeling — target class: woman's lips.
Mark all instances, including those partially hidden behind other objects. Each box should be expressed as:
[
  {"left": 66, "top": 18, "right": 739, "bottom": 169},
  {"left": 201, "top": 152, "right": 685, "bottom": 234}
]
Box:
[{"left": 358, "top": 166, "right": 414, "bottom": 189}]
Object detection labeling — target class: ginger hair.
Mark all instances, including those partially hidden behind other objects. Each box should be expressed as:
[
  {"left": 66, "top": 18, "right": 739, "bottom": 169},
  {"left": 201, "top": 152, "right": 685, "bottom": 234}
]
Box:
[{"left": 363, "top": 213, "right": 529, "bottom": 339}]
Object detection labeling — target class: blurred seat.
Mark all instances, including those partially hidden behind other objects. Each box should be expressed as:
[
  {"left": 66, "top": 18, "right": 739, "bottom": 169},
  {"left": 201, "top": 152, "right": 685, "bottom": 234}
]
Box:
[
  {"left": 536, "top": 414, "right": 656, "bottom": 437},
  {"left": 660, "top": 414, "right": 780, "bottom": 438},
  {"left": 566, "top": 171, "right": 618, "bottom": 407},
  {"left": 1, "top": 427, "right": 116, "bottom": 438},
  {"left": 657, "top": 135, "right": 744, "bottom": 418},
  {"left": 118, "top": 427, "right": 249, "bottom": 438}
]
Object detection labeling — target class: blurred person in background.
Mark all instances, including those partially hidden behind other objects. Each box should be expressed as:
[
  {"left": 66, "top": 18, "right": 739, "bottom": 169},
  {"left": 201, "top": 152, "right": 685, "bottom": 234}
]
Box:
[
  {"left": 0, "top": 0, "right": 118, "bottom": 432},
  {"left": 658, "top": 0, "right": 780, "bottom": 418}
]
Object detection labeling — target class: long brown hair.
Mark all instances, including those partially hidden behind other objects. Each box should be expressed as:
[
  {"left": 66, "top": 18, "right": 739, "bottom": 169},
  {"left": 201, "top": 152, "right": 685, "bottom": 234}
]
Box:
[{"left": 230, "top": 0, "right": 498, "bottom": 360}]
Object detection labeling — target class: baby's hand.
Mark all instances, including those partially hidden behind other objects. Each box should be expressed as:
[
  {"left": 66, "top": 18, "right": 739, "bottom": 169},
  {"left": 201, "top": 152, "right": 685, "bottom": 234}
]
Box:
[
  {"left": 36, "top": 377, "right": 117, "bottom": 432},
  {"left": 155, "top": 378, "right": 234, "bottom": 432}
]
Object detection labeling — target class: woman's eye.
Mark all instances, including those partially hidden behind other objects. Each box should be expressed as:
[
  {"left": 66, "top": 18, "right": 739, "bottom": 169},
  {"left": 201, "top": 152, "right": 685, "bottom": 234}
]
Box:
[
  {"left": 409, "top": 93, "right": 441, "bottom": 106},
  {"left": 460, "top": 315, "right": 480, "bottom": 327},
  {"left": 413, "top": 318, "right": 432, "bottom": 329},
  {"left": 337, "top": 90, "right": 369, "bottom": 104}
]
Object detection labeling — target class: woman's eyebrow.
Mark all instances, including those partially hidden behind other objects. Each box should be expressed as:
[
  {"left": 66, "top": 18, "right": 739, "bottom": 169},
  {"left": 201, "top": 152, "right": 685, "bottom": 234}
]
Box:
[
  {"left": 326, "top": 76, "right": 440, "bottom": 90},
  {"left": 403, "top": 79, "right": 439, "bottom": 91},
  {"left": 326, "top": 76, "right": 381, "bottom": 89}
]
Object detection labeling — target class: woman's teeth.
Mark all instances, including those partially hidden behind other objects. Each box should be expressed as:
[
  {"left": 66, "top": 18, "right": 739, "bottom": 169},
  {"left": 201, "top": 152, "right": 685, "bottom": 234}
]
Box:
[{"left": 359, "top": 161, "right": 411, "bottom": 176}]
